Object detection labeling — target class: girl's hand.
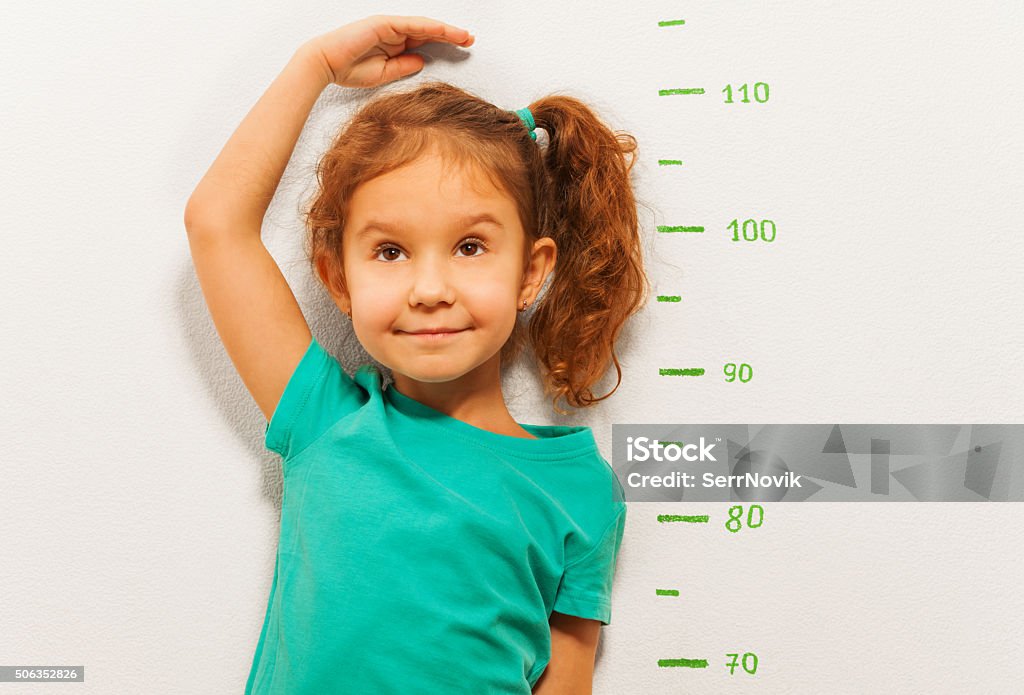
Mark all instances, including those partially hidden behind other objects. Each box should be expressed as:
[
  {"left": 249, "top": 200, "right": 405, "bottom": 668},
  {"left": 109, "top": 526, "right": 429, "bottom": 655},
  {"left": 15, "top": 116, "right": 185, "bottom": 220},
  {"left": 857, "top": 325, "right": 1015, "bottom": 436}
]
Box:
[{"left": 307, "top": 15, "right": 475, "bottom": 89}]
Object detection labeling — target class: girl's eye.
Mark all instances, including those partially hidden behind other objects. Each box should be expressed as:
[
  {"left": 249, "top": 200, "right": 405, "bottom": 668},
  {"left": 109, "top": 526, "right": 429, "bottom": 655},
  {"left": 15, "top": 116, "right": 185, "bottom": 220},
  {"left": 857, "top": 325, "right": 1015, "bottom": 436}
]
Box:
[
  {"left": 372, "top": 238, "right": 487, "bottom": 262},
  {"left": 456, "top": 239, "right": 487, "bottom": 257},
  {"left": 374, "top": 245, "right": 405, "bottom": 262}
]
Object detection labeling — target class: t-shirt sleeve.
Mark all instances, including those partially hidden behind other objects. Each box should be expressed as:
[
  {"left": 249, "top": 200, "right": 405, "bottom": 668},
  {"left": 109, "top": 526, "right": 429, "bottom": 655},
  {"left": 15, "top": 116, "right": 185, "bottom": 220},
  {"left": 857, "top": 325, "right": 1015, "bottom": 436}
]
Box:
[
  {"left": 264, "top": 334, "right": 366, "bottom": 461},
  {"left": 552, "top": 504, "right": 627, "bottom": 626}
]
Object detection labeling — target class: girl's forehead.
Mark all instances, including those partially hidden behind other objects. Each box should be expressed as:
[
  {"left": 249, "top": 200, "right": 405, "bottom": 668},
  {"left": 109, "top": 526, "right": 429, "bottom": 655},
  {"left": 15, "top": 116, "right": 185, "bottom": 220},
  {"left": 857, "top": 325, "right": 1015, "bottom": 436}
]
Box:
[
  {"left": 351, "top": 211, "right": 509, "bottom": 242},
  {"left": 347, "top": 168, "right": 520, "bottom": 232},
  {"left": 353, "top": 152, "right": 507, "bottom": 200}
]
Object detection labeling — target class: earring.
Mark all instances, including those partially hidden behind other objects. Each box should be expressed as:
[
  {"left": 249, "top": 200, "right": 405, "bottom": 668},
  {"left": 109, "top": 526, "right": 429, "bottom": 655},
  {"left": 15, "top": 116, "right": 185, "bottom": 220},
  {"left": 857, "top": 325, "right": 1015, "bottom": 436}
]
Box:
[{"left": 519, "top": 300, "right": 529, "bottom": 312}]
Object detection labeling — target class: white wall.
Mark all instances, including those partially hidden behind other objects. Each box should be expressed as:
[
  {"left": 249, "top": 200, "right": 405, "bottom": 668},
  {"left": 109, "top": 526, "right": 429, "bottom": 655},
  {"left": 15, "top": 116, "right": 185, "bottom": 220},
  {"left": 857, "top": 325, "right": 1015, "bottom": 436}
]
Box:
[{"left": 2, "top": 0, "right": 1021, "bottom": 692}]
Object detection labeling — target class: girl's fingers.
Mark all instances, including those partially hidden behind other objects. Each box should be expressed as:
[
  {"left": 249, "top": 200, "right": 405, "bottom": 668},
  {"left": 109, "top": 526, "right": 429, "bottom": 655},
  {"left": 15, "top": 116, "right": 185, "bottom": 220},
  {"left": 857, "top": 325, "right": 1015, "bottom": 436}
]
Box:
[
  {"left": 379, "top": 52, "right": 428, "bottom": 82},
  {"left": 383, "top": 15, "right": 473, "bottom": 45},
  {"left": 405, "top": 35, "right": 474, "bottom": 50},
  {"left": 316, "top": 15, "right": 473, "bottom": 88}
]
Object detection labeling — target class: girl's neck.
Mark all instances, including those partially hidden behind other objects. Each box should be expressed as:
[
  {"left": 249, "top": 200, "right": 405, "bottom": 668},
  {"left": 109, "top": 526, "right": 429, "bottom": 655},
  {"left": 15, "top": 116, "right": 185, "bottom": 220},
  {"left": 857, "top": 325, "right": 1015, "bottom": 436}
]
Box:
[{"left": 391, "top": 367, "right": 537, "bottom": 440}]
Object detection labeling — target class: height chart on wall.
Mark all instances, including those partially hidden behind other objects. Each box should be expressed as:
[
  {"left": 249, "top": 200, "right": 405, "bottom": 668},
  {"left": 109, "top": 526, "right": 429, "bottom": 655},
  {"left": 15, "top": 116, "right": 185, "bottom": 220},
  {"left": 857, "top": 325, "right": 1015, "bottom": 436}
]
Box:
[{"left": 603, "top": 5, "right": 1024, "bottom": 693}]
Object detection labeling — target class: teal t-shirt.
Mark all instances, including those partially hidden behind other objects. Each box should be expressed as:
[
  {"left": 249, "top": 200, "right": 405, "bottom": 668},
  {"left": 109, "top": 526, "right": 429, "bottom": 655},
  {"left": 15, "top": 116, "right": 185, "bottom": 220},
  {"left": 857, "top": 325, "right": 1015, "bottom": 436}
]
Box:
[{"left": 244, "top": 335, "right": 627, "bottom": 694}]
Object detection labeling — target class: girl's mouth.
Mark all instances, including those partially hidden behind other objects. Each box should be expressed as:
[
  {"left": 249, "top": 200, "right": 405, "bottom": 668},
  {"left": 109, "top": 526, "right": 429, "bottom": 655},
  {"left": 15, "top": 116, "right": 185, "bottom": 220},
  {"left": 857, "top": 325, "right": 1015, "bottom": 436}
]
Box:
[{"left": 401, "top": 328, "right": 469, "bottom": 340}]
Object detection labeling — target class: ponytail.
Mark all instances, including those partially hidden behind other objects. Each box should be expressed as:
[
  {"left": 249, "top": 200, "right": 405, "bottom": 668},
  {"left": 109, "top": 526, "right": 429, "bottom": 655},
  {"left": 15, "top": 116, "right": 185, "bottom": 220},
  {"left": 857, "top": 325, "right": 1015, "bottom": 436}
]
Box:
[{"left": 527, "top": 97, "right": 650, "bottom": 413}]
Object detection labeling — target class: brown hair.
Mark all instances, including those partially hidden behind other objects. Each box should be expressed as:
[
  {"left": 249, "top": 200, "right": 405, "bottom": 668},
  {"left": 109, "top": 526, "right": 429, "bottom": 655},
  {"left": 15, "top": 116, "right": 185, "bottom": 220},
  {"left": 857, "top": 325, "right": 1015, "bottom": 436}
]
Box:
[{"left": 306, "top": 81, "right": 649, "bottom": 414}]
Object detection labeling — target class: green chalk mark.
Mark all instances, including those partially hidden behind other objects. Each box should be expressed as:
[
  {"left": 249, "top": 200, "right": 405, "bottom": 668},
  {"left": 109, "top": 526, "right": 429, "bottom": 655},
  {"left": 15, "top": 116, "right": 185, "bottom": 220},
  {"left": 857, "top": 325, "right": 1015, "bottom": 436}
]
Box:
[
  {"left": 658, "top": 88, "right": 705, "bottom": 96},
  {"left": 659, "top": 368, "right": 705, "bottom": 377},
  {"left": 656, "top": 295, "right": 681, "bottom": 302},
  {"left": 658, "top": 658, "right": 709, "bottom": 669},
  {"left": 657, "top": 514, "right": 710, "bottom": 523},
  {"left": 657, "top": 225, "right": 704, "bottom": 233},
  {"left": 658, "top": 159, "right": 683, "bottom": 166},
  {"left": 658, "top": 19, "right": 686, "bottom": 27},
  {"left": 655, "top": 588, "right": 680, "bottom": 596},
  {"left": 660, "top": 441, "right": 684, "bottom": 446}
]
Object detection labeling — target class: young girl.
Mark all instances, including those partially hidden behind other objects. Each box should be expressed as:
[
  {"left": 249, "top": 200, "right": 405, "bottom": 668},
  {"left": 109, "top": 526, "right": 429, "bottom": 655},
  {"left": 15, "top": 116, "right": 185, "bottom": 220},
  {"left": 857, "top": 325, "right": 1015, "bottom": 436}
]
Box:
[{"left": 185, "top": 15, "right": 648, "bottom": 694}]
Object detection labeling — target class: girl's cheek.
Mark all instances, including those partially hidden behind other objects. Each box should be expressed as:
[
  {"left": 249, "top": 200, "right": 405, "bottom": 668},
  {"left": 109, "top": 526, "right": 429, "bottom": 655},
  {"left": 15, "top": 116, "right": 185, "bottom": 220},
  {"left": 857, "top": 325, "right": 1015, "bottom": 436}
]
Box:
[
  {"left": 470, "top": 274, "right": 520, "bottom": 302},
  {"left": 361, "top": 293, "right": 402, "bottom": 317}
]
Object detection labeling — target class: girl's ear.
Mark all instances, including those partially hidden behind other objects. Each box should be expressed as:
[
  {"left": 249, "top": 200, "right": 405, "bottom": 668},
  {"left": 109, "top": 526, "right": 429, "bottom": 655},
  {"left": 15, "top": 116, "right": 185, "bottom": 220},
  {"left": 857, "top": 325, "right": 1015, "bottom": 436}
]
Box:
[
  {"left": 520, "top": 236, "right": 557, "bottom": 303},
  {"left": 316, "top": 255, "right": 351, "bottom": 309}
]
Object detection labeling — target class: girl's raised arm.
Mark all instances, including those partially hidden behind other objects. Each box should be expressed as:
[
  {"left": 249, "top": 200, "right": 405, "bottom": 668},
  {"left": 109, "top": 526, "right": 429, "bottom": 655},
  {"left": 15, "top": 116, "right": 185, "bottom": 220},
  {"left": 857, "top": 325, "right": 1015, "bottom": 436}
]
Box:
[
  {"left": 183, "top": 44, "right": 326, "bottom": 423},
  {"left": 182, "top": 17, "right": 474, "bottom": 422}
]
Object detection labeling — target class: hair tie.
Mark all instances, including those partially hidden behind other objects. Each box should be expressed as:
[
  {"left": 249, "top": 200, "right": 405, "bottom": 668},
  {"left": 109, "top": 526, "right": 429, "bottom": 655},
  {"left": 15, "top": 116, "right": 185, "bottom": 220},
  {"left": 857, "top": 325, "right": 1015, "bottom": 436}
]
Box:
[{"left": 512, "top": 107, "right": 537, "bottom": 141}]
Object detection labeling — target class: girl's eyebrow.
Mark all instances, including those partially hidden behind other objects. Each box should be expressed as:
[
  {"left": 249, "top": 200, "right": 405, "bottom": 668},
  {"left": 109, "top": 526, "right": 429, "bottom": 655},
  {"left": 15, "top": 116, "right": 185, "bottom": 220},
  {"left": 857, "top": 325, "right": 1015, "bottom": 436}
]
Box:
[{"left": 354, "top": 212, "right": 505, "bottom": 240}]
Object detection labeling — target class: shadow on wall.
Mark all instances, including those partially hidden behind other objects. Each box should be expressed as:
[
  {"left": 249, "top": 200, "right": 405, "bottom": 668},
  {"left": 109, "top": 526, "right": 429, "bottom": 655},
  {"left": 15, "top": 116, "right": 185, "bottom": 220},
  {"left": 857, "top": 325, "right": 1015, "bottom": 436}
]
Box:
[{"left": 176, "top": 251, "right": 381, "bottom": 517}]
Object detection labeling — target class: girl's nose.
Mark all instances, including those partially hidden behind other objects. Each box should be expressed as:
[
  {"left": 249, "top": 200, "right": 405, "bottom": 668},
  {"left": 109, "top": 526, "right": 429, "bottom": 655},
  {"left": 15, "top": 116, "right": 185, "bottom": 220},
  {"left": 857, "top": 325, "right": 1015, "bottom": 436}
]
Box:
[{"left": 408, "top": 257, "right": 456, "bottom": 307}]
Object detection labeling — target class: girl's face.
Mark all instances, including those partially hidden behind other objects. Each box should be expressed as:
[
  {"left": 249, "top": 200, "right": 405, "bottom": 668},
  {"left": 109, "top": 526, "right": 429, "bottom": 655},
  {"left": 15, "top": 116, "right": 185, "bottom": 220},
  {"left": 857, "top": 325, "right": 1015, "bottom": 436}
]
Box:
[{"left": 337, "top": 150, "right": 553, "bottom": 390}]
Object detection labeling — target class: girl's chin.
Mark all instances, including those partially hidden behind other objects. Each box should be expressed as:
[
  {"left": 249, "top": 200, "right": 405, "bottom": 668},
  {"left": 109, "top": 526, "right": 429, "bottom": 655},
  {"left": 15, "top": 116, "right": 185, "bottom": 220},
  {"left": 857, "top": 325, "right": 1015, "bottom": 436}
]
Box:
[
  {"left": 389, "top": 359, "right": 482, "bottom": 385},
  {"left": 396, "top": 371, "right": 466, "bottom": 385}
]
